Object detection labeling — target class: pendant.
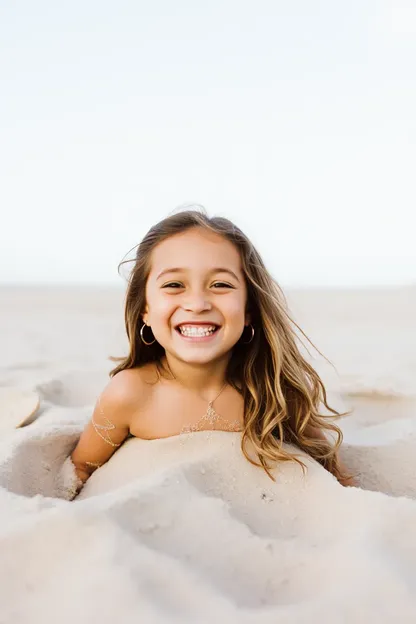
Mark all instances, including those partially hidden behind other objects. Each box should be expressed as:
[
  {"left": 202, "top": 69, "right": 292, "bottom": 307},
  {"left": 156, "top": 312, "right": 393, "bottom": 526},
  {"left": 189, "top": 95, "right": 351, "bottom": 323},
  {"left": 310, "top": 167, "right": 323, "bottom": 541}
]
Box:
[{"left": 204, "top": 401, "right": 220, "bottom": 425}]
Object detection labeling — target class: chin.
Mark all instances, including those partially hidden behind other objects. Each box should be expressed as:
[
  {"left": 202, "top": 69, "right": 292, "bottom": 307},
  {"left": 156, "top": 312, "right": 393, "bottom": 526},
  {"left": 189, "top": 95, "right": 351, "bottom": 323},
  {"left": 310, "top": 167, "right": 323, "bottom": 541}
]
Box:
[
  {"left": 178, "top": 346, "right": 232, "bottom": 365},
  {"left": 177, "top": 352, "right": 219, "bottom": 364}
]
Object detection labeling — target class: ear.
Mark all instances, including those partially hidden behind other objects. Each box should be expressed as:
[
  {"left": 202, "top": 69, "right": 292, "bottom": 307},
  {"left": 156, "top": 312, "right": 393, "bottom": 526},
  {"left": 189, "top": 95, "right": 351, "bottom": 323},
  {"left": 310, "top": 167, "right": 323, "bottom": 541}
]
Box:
[
  {"left": 142, "top": 307, "right": 149, "bottom": 325},
  {"left": 244, "top": 311, "right": 251, "bottom": 326}
]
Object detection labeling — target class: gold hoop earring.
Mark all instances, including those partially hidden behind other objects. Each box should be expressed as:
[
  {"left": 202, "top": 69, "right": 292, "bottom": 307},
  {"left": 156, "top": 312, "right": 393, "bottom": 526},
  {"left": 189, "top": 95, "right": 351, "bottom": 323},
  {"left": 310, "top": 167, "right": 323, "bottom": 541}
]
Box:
[
  {"left": 140, "top": 323, "right": 156, "bottom": 346},
  {"left": 241, "top": 324, "right": 255, "bottom": 344}
]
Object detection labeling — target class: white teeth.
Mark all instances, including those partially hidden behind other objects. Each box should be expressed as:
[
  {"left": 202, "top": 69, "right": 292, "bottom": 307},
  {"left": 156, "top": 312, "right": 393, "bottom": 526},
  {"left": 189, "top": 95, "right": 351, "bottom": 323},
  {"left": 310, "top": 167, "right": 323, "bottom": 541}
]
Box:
[{"left": 178, "top": 325, "right": 217, "bottom": 337}]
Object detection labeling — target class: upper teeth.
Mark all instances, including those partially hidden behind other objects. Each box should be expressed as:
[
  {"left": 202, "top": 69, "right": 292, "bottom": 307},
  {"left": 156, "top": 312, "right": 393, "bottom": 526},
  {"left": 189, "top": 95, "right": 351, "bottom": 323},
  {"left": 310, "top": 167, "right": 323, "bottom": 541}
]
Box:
[{"left": 178, "top": 325, "right": 217, "bottom": 336}]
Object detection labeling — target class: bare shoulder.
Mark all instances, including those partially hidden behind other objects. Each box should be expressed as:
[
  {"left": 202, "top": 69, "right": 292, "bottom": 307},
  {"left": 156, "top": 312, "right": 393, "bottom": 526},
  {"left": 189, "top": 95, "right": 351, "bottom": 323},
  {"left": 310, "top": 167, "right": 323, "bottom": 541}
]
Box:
[
  {"left": 100, "top": 365, "right": 157, "bottom": 416},
  {"left": 71, "top": 366, "right": 157, "bottom": 478}
]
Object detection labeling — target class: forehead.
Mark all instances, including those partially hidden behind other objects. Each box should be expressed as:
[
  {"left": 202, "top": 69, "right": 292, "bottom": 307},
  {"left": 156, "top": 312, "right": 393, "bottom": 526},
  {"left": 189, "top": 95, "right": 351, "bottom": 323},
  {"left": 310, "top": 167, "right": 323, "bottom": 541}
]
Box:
[{"left": 148, "top": 227, "right": 243, "bottom": 274}]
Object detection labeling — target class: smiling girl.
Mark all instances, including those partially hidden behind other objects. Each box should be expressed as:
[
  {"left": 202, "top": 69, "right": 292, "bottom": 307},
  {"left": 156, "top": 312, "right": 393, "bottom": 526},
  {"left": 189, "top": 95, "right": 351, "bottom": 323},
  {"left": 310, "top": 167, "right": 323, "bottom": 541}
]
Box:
[{"left": 70, "top": 208, "right": 356, "bottom": 493}]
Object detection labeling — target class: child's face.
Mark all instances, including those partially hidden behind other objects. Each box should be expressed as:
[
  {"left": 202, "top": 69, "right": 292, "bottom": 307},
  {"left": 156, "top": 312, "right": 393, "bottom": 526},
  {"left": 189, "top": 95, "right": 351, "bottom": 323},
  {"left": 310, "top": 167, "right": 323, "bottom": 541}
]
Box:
[{"left": 143, "top": 227, "right": 250, "bottom": 365}]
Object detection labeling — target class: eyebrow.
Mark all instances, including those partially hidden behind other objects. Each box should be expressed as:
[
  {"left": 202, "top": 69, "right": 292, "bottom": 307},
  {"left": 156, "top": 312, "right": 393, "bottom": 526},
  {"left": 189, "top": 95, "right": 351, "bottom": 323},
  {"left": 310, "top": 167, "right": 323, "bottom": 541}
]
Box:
[{"left": 156, "top": 267, "right": 240, "bottom": 282}]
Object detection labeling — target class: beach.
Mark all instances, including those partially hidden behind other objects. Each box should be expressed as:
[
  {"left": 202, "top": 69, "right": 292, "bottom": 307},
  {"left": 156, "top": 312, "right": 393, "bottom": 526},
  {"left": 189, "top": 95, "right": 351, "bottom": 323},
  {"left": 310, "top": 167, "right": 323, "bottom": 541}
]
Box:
[
  {"left": 0, "top": 284, "right": 415, "bottom": 622},
  {"left": 1, "top": 284, "right": 414, "bottom": 421}
]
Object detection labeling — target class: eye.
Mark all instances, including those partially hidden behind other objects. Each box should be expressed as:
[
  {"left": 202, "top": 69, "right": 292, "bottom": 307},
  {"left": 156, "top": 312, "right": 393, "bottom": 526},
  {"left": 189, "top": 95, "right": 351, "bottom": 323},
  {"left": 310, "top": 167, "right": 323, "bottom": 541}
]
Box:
[
  {"left": 161, "top": 281, "right": 234, "bottom": 290},
  {"left": 162, "top": 282, "right": 183, "bottom": 288},
  {"left": 212, "top": 282, "right": 234, "bottom": 289}
]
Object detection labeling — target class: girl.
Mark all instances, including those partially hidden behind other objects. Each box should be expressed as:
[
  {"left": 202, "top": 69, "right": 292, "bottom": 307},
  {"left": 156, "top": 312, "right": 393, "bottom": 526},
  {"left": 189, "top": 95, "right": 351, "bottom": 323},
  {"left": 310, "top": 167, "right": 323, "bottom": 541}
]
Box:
[{"left": 70, "top": 208, "right": 356, "bottom": 493}]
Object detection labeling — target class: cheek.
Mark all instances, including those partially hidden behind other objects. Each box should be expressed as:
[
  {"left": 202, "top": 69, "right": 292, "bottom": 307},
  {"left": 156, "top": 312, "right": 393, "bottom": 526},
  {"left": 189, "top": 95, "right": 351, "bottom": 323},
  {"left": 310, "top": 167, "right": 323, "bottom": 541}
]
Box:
[
  {"left": 223, "top": 296, "right": 247, "bottom": 322},
  {"left": 147, "top": 295, "right": 176, "bottom": 321}
]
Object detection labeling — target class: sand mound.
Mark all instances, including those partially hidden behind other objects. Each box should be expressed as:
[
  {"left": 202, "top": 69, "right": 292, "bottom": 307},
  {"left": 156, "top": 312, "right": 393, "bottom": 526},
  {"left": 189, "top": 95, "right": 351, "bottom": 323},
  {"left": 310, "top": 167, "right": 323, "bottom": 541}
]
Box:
[
  {"left": 1, "top": 404, "right": 416, "bottom": 623},
  {"left": 1, "top": 285, "right": 415, "bottom": 622}
]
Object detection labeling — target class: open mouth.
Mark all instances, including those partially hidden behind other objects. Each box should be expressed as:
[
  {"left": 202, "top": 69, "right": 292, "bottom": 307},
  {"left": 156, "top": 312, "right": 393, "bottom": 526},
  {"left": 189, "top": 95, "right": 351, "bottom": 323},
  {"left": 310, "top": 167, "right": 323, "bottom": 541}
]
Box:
[{"left": 174, "top": 324, "right": 221, "bottom": 339}]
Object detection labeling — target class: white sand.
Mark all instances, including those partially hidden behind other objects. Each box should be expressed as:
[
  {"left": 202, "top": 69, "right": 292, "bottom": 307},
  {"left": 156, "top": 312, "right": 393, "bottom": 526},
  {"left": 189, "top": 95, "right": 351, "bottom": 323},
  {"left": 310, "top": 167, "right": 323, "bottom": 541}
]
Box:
[{"left": 0, "top": 285, "right": 415, "bottom": 623}]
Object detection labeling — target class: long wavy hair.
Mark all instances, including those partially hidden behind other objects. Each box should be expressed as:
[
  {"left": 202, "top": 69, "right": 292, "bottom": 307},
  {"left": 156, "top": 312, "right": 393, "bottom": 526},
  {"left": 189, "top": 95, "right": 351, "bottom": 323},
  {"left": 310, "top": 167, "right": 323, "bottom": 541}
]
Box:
[{"left": 110, "top": 206, "right": 355, "bottom": 484}]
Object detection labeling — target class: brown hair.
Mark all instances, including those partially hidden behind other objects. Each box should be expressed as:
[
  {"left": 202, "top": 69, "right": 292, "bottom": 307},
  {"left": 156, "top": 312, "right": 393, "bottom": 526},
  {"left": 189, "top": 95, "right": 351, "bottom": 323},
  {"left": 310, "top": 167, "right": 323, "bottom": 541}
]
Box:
[{"left": 110, "top": 205, "right": 355, "bottom": 484}]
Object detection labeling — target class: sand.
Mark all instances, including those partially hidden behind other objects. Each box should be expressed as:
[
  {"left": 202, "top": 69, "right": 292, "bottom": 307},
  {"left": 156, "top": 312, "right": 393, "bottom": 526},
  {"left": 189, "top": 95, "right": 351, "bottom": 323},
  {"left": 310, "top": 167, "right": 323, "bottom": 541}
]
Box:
[{"left": 0, "top": 284, "right": 415, "bottom": 623}]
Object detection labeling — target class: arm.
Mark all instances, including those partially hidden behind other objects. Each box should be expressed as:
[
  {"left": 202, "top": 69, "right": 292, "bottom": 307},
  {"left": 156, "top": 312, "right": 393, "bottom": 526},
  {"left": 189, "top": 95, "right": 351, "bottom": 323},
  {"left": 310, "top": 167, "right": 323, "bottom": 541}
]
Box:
[{"left": 70, "top": 373, "right": 137, "bottom": 487}]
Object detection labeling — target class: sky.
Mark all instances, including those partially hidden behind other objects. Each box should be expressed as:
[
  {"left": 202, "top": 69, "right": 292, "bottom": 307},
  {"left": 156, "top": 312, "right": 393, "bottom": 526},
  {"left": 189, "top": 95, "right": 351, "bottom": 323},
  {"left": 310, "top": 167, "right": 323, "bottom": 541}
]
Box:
[{"left": 0, "top": 0, "right": 415, "bottom": 287}]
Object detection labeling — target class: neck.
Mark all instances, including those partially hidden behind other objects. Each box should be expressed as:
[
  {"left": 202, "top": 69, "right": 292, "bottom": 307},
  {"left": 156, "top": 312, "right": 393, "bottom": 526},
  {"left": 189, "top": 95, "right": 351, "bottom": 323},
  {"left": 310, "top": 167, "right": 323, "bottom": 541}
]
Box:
[{"left": 160, "top": 351, "right": 230, "bottom": 397}]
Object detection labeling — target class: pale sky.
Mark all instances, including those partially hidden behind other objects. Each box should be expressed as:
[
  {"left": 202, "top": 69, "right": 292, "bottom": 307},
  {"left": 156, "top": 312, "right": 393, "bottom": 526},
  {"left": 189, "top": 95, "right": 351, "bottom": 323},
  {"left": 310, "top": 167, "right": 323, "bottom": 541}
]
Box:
[{"left": 1, "top": 0, "right": 415, "bottom": 287}]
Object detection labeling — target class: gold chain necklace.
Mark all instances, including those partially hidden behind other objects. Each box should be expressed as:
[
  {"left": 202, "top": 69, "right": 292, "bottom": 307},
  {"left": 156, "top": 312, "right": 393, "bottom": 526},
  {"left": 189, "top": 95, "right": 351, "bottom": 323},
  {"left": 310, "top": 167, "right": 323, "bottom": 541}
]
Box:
[
  {"left": 180, "top": 381, "right": 230, "bottom": 435},
  {"left": 203, "top": 381, "right": 228, "bottom": 425}
]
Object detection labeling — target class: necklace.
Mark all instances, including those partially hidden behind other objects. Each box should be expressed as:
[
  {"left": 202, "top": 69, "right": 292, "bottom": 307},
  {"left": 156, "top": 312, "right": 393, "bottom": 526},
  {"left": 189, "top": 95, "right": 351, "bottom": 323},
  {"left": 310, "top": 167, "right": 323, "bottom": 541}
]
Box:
[
  {"left": 202, "top": 381, "right": 228, "bottom": 425},
  {"left": 180, "top": 381, "right": 243, "bottom": 436}
]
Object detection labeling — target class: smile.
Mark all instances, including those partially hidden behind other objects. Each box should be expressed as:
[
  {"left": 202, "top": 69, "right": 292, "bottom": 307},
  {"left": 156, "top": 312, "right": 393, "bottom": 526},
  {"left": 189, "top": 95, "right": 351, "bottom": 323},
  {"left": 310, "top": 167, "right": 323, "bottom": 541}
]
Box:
[{"left": 174, "top": 323, "right": 221, "bottom": 340}]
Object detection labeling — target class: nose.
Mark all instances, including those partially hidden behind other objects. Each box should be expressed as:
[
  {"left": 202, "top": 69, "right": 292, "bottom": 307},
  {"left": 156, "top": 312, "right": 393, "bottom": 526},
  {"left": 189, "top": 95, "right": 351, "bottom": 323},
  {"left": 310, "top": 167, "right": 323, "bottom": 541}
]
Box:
[{"left": 182, "top": 289, "right": 212, "bottom": 313}]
